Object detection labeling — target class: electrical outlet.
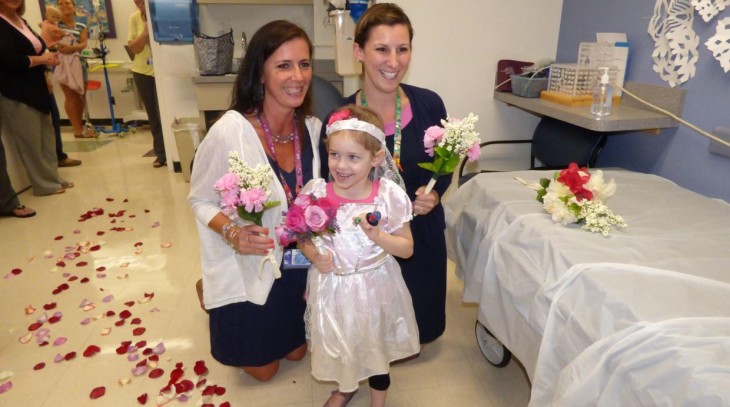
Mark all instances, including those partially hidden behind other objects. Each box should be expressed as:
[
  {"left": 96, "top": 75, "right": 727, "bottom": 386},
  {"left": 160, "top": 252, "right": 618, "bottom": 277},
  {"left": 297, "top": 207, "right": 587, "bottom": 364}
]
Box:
[{"left": 708, "top": 127, "right": 730, "bottom": 159}]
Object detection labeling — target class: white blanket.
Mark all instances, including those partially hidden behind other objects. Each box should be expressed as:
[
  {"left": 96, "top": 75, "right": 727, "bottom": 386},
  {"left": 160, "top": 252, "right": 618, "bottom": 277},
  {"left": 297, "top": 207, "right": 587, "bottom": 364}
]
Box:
[{"left": 443, "top": 170, "right": 730, "bottom": 405}]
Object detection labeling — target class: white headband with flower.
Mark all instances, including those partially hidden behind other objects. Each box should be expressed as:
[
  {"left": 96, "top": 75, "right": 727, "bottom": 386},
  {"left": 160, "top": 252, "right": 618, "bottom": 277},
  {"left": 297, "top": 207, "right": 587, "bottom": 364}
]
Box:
[{"left": 325, "top": 110, "right": 386, "bottom": 145}]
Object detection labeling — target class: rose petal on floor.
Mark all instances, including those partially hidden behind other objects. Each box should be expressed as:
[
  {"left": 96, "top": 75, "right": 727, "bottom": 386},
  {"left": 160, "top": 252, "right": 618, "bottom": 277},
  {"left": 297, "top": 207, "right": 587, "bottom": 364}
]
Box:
[{"left": 89, "top": 386, "right": 106, "bottom": 399}]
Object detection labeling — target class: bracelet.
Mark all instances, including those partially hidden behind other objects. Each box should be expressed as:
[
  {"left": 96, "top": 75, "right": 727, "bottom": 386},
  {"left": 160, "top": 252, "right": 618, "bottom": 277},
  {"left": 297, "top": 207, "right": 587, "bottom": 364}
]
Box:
[
  {"left": 221, "top": 221, "right": 235, "bottom": 242},
  {"left": 227, "top": 227, "right": 240, "bottom": 248}
]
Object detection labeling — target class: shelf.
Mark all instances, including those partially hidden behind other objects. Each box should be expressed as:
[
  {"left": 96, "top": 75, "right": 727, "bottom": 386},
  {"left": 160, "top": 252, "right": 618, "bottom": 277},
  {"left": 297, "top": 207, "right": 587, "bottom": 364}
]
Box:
[
  {"left": 197, "top": 0, "right": 312, "bottom": 4},
  {"left": 494, "top": 82, "right": 685, "bottom": 133}
]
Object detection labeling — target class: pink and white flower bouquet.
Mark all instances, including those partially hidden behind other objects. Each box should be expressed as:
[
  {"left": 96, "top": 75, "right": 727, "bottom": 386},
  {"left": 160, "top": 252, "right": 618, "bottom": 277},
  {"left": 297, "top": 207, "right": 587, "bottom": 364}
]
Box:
[
  {"left": 516, "top": 163, "right": 627, "bottom": 236},
  {"left": 214, "top": 151, "right": 280, "bottom": 226},
  {"left": 420, "top": 113, "right": 481, "bottom": 194},
  {"left": 275, "top": 193, "right": 340, "bottom": 254}
]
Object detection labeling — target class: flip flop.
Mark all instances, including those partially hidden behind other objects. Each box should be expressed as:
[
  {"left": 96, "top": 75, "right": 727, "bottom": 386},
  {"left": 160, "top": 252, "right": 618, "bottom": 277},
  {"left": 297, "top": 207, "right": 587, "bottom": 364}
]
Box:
[
  {"left": 58, "top": 158, "right": 82, "bottom": 167},
  {"left": 0, "top": 205, "right": 37, "bottom": 218}
]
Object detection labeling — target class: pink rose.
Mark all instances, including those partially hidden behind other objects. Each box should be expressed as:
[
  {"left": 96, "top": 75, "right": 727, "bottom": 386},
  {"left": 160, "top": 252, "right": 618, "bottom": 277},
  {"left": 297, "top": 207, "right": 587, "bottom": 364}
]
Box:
[
  {"left": 466, "top": 142, "right": 481, "bottom": 161},
  {"left": 239, "top": 188, "right": 268, "bottom": 213},
  {"left": 214, "top": 173, "right": 239, "bottom": 193},
  {"left": 327, "top": 109, "right": 351, "bottom": 126},
  {"left": 285, "top": 205, "right": 307, "bottom": 233},
  {"left": 304, "top": 205, "right": 329, "bottom": 233},
  {"left": 275, "top": 226, "right": 296, "bottom": 246},
  {"left": 314, "top": 197, "right": 339, "bottom": 219},
  {"left": 293, "top": 193, "right": 313, "bottom": 210},
  {"left": 424, "top": 126, "right": 445, "bottom": 156}
]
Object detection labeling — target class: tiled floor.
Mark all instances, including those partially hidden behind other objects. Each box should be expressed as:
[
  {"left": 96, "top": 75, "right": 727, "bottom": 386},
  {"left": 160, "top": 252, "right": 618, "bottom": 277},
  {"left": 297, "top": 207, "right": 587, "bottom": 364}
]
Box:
[{"left": 0, "top": 128, "right": 531, "bottom": 406}]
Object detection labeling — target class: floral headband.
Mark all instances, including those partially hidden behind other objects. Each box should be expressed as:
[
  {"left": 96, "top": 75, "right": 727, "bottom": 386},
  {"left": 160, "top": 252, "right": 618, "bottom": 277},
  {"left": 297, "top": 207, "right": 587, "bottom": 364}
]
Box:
[{"left": 326, "top": 110, "right": 386, "bottom": 145}]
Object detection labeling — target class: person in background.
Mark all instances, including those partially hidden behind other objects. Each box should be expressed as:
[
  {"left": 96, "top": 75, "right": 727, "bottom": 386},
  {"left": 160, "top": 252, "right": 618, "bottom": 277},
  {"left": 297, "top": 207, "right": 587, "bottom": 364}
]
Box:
[
  {"left": 56, "top": 0, "right": 91, "bottom": 139},
  {"left": 323, "top": 3, "right": 449, "bottom": 346},
  {"left": 40, "top": 4, "right": 81, "bottom": 167},
  {"left": 0, "top": 127, "right": 36, "bottom": 218},
  {"left": 302, "top": 105, "right": 419, "bottom": 407},
  {"left": 0, "top": 0, "right": 73, "bottom": 196},
  {"left": 128, "top": 0, "right": 166, "bottom": 168},
  {"left": 188, "top": 20, "right": 321, "bottom": 382}
]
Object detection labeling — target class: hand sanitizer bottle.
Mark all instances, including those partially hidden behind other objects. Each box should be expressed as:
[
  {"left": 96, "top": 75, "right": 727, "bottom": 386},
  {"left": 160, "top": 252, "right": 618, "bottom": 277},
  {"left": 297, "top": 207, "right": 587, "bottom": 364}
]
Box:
[{"left": 590, "top": 67, "right": 613, "bottom": 117}]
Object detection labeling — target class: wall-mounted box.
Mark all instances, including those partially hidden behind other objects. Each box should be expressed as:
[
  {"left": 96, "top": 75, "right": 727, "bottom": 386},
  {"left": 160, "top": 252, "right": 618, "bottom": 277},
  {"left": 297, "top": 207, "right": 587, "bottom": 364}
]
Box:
[{"left": 149, "top": 0, "right": 199, "bottom": 43}]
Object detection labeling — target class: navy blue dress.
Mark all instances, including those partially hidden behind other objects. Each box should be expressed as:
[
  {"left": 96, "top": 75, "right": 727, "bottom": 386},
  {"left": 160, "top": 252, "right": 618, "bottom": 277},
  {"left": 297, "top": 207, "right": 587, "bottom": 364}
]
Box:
[
  {"left": 209, "top": 129, "right": 313, "bottom": 367},
  {"left": 321, "top": 84, "right": 449, "bottom": 343}
]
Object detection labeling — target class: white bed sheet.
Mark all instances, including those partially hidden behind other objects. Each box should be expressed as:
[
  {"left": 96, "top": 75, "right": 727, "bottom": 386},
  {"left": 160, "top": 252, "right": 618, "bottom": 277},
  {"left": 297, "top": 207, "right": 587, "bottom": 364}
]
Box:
[{"left": 443, "top": 170, "right": 730, "bottom": 405}]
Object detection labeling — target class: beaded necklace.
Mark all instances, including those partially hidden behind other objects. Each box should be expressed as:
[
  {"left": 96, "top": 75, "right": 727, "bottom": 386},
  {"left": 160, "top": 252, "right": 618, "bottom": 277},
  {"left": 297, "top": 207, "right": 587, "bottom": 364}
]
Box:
[
  {"left": 258, "top": 112, "right": 302, "bottom": 204},
  {"left": 360, "top": 87, "right": 403, "bottom": 171}
]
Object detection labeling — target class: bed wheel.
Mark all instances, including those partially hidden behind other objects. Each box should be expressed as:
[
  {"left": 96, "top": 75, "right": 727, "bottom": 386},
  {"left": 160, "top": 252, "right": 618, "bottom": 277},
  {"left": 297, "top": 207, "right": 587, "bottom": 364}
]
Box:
[{"left": 475, "top": 321, "right": 511, "bottom": 367}]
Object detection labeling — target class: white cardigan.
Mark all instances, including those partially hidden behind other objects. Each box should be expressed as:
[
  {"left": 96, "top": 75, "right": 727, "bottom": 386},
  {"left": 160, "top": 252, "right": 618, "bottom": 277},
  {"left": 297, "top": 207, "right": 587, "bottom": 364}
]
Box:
[{"left": 188, "top": 110, "right": 322, "bottom": 308}]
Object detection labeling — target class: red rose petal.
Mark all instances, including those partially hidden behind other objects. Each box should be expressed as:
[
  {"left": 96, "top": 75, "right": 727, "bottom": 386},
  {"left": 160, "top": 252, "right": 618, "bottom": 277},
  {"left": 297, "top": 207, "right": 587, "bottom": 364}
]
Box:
[
  {"left": 48, "top": 315, "right": 61, "bottom": 324},
  {"left": 142, "top": 348, "right": 153, "bottom": 356},
  {"left": 134, "top": 242, "right": 143, "bottom": 247},
  {"left": 144, "top": 292, "right": 154, "bottom": 299},
  {"left": 106, "top": 198, "right": 114, "bottom": 202},
  {"left": 144, "top": 209, "right": 150, "bottom": 213},
  {"left": 148, "top": 368, "right": 164, "bottom": 379},
  {"left": 39, "top": 341, "right": 49, "bottom": 347},
  {"left": 135, "top": 340, "right": 147, "bottom": 348},
  {"left": 11, "top": 268, "right": 22, "bottom": 275},
  {"left": 83, "top": 345, "right": 101, "bottom": 357},
  {"left": 96, "top": 231, "right": 105, "bottom": 236},
  {"left": 196, "top": 378, "right": 207, "bottom": 388},
  {"left": 59, "top": 283, "right": 69, "bottom": 290},
  {"left": 54, "top": 235, "right": 63, "bottom": 240},
  {"left": 106, "top": 310, "right": 116, "bottom": 317},
  {"left": 135, "top": 359, "right": 147, "bottom": 367},
  {"left": 96, "top": 266, "right": 106, "bottom": 272},
  {"left": 89, "top": 386, "right": 105, "bottom": 399},
  {"left": 220, "top": 402, "right": 231, "bottom": 407},
  {"left": 64, "top": 352, "right": 76, "bottom": 361},
  {"left": 148, "top": 354, "right": 158, "bottom": 361},
  {"left": 76, "top": 261, "right": 88, "bottom": 267},
  {"left": 193, "top": 360, "right": 208, "bottom": 376},
  {"left": 116, "top": 341, "right": 131, "bottom": 355},
  {"left": 28, "top": 322, "right": 43, "bottom": 331},
  {"left": 119, "top": 310, "right": 132, "bottom": 319},
  {"left": 124, "top": 301, "right": 135, "bottom": 307},
  {"left": 132, "top": 327, "right": 146, "bottom": 336},
  {"left": 90, "top": 245, "right": 101, "bottom": 251},
  {"left": 43, "top": 302, "right": 57, "bottom": 310},
  {"left": 80, "top": 277, "right": 89, "bottom": 283},
  {"left": 67, "top": 275, "right": 78, "bottom": 282},
  {"left": 33, "top": 362, "right": 46, "bottom": 370},
  {"left": 214, "top": 386, "right": 226, "bottom": 396},
  {"left": 114, "top": 319, "right": 125, "bottom": 327},
  {"left": 169, "top": 368, "right": 184, "bottom": 384},
  {"left": 136, "top": 393, "right": 148, "bottom": 404},
  {"left": 131, "top": 318, "right": 141, "bottom": 325}
]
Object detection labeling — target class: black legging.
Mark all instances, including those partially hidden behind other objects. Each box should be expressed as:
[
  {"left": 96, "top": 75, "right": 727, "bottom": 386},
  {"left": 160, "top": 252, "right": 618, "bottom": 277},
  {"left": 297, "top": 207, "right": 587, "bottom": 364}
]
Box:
[{"left": 368, "top": 373, "right": 390, "bottom": 391}]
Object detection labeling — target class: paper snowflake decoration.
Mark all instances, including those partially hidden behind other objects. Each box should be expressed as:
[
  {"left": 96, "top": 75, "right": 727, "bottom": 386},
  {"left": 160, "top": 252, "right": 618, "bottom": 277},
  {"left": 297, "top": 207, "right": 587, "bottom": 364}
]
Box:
[
  {"left": 691, "top": 0, "right": 728, "bottom": 22},
  {"left": 649, "top": 0, "right": 699, "bottom": 86},
  {"left": 705, "top": 17, "right": 730, "bottom": 72}
]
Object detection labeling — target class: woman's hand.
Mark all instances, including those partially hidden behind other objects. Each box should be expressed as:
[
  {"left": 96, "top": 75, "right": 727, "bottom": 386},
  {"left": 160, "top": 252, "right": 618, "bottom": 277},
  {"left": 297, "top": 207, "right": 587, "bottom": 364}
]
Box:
[
  {"left": 413, "top": 186, "right": 439, "bottom": 216},
  {"left": 231, "top": 224, "right": 274, "bottom": 255}
]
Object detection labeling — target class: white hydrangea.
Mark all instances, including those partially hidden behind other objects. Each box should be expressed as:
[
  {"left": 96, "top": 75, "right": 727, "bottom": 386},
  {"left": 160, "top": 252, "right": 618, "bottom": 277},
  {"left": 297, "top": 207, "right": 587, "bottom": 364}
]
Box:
[{"left": 438, "top": 113, "right": 480, "bottom": 156}]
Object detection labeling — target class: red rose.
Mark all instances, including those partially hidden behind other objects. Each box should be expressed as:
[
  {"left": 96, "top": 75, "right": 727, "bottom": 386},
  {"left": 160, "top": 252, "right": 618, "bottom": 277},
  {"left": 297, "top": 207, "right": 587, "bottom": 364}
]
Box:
[{"left": 558, "top": 163, "right": 593, "bottom": 201}]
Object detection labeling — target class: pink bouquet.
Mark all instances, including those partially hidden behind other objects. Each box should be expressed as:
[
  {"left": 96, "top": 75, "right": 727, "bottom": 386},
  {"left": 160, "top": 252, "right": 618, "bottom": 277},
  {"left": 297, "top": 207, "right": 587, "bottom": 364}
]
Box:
[
  {"left": 214, "top": 151, "right": 280, "bottom": 226},
  {"left": 275, "top": 193, "right": 340, "bottom": 254}
]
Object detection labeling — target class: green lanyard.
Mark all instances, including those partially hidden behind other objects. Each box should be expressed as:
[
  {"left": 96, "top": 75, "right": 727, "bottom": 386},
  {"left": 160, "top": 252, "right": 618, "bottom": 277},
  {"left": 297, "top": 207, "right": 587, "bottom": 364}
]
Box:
[{"left": 360, "top": 87, "right": 403, "bottom": 171}]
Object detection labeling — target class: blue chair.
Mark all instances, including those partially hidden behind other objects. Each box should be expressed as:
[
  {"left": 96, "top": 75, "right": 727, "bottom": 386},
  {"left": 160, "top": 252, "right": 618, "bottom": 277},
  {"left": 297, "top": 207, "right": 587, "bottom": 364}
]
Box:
[{"left": 458, "top": 117, "right": 608, "bottom": 186}]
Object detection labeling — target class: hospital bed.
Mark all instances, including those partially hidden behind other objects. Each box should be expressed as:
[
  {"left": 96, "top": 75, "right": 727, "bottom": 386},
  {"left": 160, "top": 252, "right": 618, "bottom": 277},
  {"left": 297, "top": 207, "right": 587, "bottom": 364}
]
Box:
[{"left": 443, "top": 170, "right": 730, "bottom": 406}]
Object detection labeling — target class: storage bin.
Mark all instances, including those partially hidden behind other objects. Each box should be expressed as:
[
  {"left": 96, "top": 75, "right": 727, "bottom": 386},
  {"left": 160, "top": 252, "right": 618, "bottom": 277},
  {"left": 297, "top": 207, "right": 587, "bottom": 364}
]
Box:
[
  {"left": 172, "top": 117, "right": 204, "bottom": 182},
  {"left": 542, "top": 64, "right": 619, "bottom": 106},
  {"left": 510, "top": 75, "right": 548, "bottom": 98}
]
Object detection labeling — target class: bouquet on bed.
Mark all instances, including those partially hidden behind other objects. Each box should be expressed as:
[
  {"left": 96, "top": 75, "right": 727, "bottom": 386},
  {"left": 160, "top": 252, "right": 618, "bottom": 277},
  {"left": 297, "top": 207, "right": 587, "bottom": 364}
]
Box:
[
  {"left": 214, "top": 151, "right": 281, "bottom": 226},
  {"left": 275, "top": 193, "right": 340, "bottom": 255},
  {"left": 516, "top": 163, "right": 627, "bottom": 236},
  {"left": 419, "top": 113, "right": 482, "bottom": 194}
]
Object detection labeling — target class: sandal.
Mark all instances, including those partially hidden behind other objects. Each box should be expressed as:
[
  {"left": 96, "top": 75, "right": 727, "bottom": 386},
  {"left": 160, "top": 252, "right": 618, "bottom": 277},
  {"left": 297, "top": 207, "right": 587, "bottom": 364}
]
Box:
[
  {"left": 1, "top": 205, "right": 36, "bottom": 218},
  {"left": 153, "top": 160, "right": 167, "bottom": 168}
]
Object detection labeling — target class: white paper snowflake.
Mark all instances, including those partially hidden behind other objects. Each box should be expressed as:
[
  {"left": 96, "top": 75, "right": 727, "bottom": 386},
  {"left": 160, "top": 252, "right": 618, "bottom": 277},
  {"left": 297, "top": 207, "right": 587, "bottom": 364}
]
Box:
[
  {"left": 705, "top": 17, "right": 730, "bottom": 72},
  {"left": 649, "top": 0, "right": 700, "bottom": 86},
  {"left": 692, "top": 0, "right": 727, "bottom": 22}
]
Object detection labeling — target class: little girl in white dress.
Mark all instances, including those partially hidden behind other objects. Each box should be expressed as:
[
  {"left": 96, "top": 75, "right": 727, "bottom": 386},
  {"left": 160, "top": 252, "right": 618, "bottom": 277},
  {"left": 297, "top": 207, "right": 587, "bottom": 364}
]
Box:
[{"left": 300, "top": 105, "right": 419, "bottom": 407}]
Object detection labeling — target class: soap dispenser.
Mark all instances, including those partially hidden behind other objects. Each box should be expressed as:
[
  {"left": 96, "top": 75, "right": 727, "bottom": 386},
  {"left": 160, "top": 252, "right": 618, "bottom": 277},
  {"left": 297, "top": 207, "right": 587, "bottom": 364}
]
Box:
[{"left": 590, "top": 67, "right": 613, "bottom": 117}]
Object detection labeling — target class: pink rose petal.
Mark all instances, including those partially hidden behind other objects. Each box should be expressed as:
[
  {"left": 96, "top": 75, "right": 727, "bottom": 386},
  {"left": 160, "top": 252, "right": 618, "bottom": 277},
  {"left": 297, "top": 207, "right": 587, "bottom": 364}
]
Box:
[
  {"left": 53, "top": 337, "right": 67, "bottom": 346},
  {"left": 54, "top": 353, "right": 64, "bottom": 363},
  {"left": 0, "top": 381, "right": 12, "bottom": 394}
]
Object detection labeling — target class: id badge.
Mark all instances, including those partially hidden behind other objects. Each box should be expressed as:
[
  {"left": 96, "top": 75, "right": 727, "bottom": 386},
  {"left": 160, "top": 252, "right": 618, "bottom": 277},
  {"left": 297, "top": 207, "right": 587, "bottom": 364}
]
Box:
[{"left": 282, "top": 248, "right": 311, "bottom": 269}]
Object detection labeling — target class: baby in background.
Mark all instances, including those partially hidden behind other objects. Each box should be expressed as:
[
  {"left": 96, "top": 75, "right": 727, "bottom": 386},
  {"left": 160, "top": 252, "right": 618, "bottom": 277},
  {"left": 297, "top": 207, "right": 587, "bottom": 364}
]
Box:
[{"left": 40, "top": 6, "right": 65, "bottom": 49}]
